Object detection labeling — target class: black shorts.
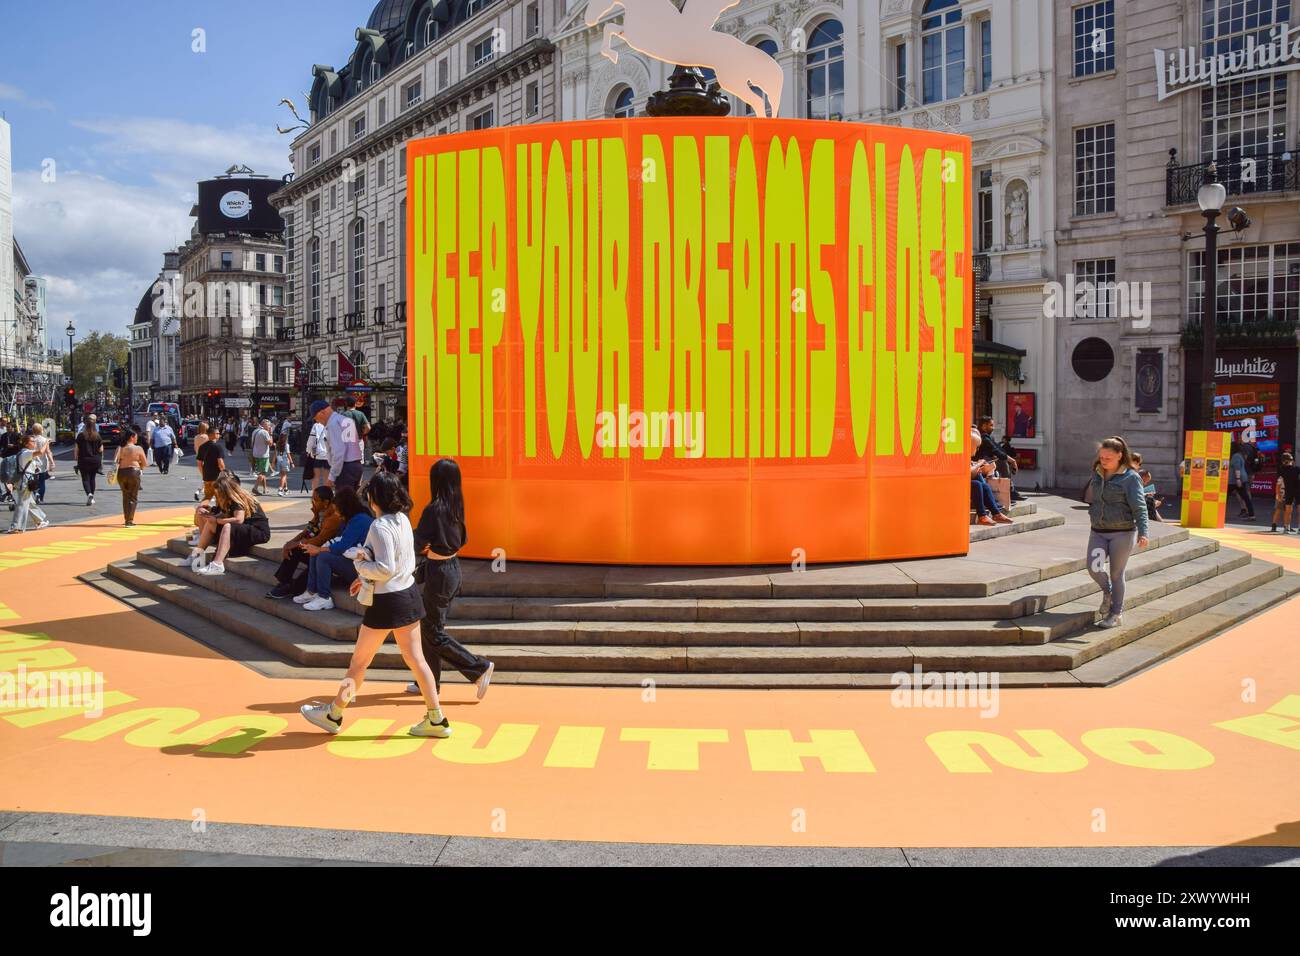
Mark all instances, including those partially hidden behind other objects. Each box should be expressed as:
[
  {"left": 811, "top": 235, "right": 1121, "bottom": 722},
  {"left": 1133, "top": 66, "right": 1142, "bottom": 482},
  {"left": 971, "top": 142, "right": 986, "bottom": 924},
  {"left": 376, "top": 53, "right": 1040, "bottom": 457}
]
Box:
[
  {"left": 228, "top": 520, "right": 271, "bottom": 558},
  {"left": 362, "top": 583, "right": 426, "bottom": 630}
]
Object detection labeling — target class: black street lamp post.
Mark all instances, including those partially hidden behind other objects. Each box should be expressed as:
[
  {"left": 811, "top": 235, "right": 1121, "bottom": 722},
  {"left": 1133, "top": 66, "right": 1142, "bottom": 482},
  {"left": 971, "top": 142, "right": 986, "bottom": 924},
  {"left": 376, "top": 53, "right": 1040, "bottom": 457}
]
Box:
[{"left": 65, "top": 321, "right": 76, "bottom": 424}]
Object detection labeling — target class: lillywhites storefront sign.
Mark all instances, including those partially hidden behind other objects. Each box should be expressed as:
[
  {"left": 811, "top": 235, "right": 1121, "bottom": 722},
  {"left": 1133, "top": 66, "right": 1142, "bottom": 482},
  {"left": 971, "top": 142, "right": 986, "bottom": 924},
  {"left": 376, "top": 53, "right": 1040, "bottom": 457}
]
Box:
[
  {"left": 1216, "top": 356, "right": 1278, "bottom": 380},
  {"left": 1155, "top": 22, "right": 1300, "bottom": 100}
]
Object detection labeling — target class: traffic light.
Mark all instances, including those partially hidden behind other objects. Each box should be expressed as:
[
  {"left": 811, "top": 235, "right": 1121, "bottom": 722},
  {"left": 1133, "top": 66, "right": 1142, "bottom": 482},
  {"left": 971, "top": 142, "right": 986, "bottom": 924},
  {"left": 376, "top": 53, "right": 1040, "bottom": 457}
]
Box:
[{"left": 65, "top": 387, "right": 76, "bottom": 406}]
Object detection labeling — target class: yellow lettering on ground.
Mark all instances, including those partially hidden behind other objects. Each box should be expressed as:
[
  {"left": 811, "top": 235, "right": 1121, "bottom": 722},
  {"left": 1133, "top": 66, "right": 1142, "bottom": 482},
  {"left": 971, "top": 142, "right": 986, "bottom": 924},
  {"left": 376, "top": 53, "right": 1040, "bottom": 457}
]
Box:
[
  {"left": 543, "top": 725, "right": 606, "bottom": 768},
  {"left": 327, "top": 718, "right": 426, "bottom": 759},
  {"left": 4, "top": 692, "right": 137, "bottom": 728},
  {"left": 926, "top": 730, "right": 1088, "bottom": 773},
  {"left": 620, "top": 727, "right": 728, "bottom": 770},
  {"left": 744, "top": 729, "right": 875, "bottom": 772},
  {"left": 1081, "top": 728, "right": 1215, "bottom": 770},
  {"left": 1214, "top": 695, "right": 1300, "bottom": 751},
  {"left": 431, "top": 722, "right": 539, "bottom": 764},
  {"left": 61, "top": 707, "right": 284, "bottom": 755}
]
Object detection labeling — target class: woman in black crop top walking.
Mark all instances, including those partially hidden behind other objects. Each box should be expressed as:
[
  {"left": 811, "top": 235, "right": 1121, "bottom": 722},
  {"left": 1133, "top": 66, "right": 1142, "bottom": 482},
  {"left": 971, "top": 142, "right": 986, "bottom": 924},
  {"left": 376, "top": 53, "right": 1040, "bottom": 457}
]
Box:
[{"left": 408, "top": 458, "right": 495, "bottom": 700}]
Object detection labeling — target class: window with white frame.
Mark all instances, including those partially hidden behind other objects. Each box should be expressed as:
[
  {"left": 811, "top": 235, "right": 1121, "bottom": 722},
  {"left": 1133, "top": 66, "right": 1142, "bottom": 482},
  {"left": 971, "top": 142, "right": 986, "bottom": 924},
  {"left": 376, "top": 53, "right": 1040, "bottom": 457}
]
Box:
[
  {"left": 979, "top": 17, "right": 991, "bottom": 91},
  {"left": 894, "top": 41, "right": 908, "bottom": 110},
  {"left": 1189, "top": 242, "right": 1300, "bottom": 325},
  {"left": 805, "top": 19, "right": 844, "bottom": 120},
  {"left": 1199, "top": 0, "right": 1290, "bottom": 163},
  {"left": 976, "top": 169, "right": 993, "bottom": 251},
  {"left": 310, "top": 239, "right": 321, "bottom": 326},
  {"left": 351, "top": 219, "right": 366, "bottom": 314},
  {"left": 1074, "top": 258, "right": 1118, "bottom": 318},
  {"left": 403, "top": 79, "right": 422, "bottom": 110},
  {"left": 351, "top": 112, "right": 366, "bottom": 143},
  {"left": 470, "top": 106, "right": 495, "bottom": 130},
  {"left": 471, "top": 34, "right": 496, "bottom": 69},
  {"left": 350, "top": 170, "right": 366, "bottom": 200},
  {"left": 1074, "top": 122, "right": 1116, "bottom": 216},
  {"left": 377, "top": 97, "right": 387, "bottom": 126},
  {"left": 1073, "top": 1, "right": 1115, "bottom": 77},
  {"left": 308, "top": 142, "right": 322, "bottom": 167},
  {"left": 921, "top": 0, "right": 964, "bottom": 104},
  {"left": 526, "top": 81, "right": 540, "bottom": 116},
  {"left": 611, "top": 86, "right": 635, "bottom": 118},
  {"left": 526, "top": 2, "right": 540, "bottom": 36},
  {"left": 309, "top": 195, "right": 320, "bottom": 219}
]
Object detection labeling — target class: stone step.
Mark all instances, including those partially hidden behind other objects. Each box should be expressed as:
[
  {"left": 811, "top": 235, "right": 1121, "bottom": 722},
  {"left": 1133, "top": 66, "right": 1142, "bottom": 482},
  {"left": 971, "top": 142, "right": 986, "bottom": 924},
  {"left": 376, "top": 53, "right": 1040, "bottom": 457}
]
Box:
[
  {"left": 162, "top": 526, "right": 1213, "bottom": 626},
  {"left": 93, "top": 560, "right": 1300, "bottom": 687},
  {"left": 967, "top": 510, "right": 1062, "bottom": 542},
  {"left": 104, "top": 552, "right": 1291, "bottom": 673},
  {"left": 224, "top": 511, "right": 1185, "bottom": 602},
  {"left": 136, "top": 539, "right": 1246, "bottom": 649}
]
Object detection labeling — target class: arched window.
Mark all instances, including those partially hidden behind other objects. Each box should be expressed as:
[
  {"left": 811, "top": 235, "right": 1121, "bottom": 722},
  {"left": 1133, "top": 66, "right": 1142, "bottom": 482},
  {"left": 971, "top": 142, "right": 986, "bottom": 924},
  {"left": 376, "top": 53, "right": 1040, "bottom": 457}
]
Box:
[
  {"left": 351, "top": 219, "right": 366, "bottom": 314},
  {"left": 309, "top": 238, "right": 321, "bottom": 327},
  {"left": 743, "top": 38, "right": 779, "bottom": 115},
  {"left": 805, "top": 20, "right": 843, "bottom": 120},
  {"left": 359, "top": 53, "right": 373, "bottom": 91},
  {"left": 611, "top": 86, "right": 635, "bottom": 118},
  {"left": 921, "top": 0, "right": 964, "bottom": 104}
]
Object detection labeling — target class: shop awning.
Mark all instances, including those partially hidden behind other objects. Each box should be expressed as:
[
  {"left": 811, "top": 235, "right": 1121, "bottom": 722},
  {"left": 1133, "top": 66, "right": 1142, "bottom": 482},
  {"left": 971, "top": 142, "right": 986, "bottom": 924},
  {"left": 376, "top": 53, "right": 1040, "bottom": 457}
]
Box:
[{"left": 973, "top": 339, "right": 1027, "bottom": 381}]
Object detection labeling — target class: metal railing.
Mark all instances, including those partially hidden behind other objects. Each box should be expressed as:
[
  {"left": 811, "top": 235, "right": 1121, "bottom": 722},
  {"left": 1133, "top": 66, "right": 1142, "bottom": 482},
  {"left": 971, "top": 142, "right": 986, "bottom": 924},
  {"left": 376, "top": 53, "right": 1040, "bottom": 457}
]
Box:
[{"left": 1167, "top": 146, "right": 1299, "bottom": 206}]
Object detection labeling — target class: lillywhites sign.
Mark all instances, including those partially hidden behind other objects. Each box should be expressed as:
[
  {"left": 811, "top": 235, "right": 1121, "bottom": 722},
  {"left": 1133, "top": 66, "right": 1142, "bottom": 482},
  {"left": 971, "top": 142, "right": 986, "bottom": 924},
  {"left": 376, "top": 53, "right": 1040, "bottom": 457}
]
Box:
[
  {"left": 1154, "top": 22, "right": 1300, "bottom": 101},
  {"left": 1216, "top": 356, "right": 1278, "bottom": 380}
]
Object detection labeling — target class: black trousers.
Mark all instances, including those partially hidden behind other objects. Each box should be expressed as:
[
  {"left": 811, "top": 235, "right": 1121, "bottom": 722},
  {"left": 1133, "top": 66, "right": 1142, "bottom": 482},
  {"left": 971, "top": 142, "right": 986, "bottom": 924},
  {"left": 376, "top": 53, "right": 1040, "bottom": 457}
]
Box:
[
  {"left": 77, "top": 460, "right": 101, "bottom": 496},
  {"left": 274, "top": 547, "right": 310, "bottom": 593},
  {"left": 154, "top": 444, "right": 173, "bottom": 473},
  {"left": 419, "top": 556, "right": 490, "bottom": 688}
]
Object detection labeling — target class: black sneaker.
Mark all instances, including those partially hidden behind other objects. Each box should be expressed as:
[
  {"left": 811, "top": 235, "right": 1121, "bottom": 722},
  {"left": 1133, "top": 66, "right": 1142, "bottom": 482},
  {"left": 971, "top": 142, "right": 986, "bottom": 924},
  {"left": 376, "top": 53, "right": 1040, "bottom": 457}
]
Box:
[{"left": 265, "top": 584, "right": 295, "bottom": 599}]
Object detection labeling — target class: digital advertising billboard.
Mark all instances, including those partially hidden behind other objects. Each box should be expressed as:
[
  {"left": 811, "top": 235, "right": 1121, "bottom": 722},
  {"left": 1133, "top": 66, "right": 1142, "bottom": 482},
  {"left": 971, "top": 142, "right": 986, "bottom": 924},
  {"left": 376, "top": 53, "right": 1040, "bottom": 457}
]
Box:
[{"left": 196, "top": 176, "right": 286, "bottom": 235}]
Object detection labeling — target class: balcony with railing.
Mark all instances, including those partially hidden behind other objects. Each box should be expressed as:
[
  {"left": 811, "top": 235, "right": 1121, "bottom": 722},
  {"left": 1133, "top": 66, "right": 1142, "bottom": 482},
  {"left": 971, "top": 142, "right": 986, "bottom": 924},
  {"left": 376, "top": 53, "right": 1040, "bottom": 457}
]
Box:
[
  {"left": 305, "top": 320, "right": 321, "bottom": 339},
  {"left": 275, "top": 326, "right": 296, "bottom": 342},
  {"left": 1166, "top": 146, "right": 1299, "bottom": 207},
  {"left": 344, "top": 310, "right": 365, "bottom": 331}
]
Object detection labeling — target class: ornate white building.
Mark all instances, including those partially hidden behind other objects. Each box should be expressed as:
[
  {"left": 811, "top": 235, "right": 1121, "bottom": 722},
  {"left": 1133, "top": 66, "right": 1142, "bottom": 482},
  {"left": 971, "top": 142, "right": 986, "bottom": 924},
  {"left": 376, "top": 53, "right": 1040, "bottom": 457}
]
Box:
[{"left": 554, "top": 0, "right": 1061, "bottom": 484}]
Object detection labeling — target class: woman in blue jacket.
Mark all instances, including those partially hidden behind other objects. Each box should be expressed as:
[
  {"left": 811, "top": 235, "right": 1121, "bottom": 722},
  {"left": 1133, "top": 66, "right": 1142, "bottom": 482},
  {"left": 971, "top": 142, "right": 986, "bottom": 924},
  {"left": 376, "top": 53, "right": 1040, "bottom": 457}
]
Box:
[
  {"left": 298, "top": 485, "right": 372, "bottom": 611},
  {"left": 1085, "top": 436, "right": 1150, "bottom": 629}
]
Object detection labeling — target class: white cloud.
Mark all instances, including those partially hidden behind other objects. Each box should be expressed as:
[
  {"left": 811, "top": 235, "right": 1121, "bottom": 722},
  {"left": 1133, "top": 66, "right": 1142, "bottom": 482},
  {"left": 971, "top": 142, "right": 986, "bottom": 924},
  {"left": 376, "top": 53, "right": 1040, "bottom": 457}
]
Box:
[
  {"left": 0, "top": 83, "right": 55, "bottom": 111},
  {"left": 12, "top": 169, "right": 190, "bottom": 340},
  {"left": 72, "top": 117, "right": 290, "bottom": 179},
  {"left": 11, "top": 115, "right": 293, "bottom": 343}
]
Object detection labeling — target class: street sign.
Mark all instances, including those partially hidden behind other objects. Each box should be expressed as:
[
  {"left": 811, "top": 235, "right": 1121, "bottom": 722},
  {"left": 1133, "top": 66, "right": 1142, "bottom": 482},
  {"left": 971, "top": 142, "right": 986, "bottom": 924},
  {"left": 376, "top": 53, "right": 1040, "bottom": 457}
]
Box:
[
  {"left": 83, "top": 401, "right": 94, "bottom": 413},
  {"left": 222, "top": 397, "right": 251, "bottom": 408}
]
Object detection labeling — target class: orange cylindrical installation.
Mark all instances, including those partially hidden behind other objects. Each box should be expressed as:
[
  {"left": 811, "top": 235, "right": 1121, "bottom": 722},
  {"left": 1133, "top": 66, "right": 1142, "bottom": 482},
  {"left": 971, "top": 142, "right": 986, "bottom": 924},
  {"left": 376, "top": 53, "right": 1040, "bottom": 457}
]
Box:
[{"left": 407, "top": 118, "right": 972, "bottom": 564}]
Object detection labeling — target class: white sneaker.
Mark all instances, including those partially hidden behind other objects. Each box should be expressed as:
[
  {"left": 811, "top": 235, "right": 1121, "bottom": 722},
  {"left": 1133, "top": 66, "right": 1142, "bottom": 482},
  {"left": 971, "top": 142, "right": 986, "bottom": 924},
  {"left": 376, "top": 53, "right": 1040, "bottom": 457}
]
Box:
[
  {"left": 300, "top": 702, "right": 342, "bottom": 735},
  {"left": 187, "top": 549, "right": 204, "bottom": 569},
  {"left": 475, "top": 661, "right": 495, "bottom": 701},
  {"left": 35, "top": 519, "right": 50, "bottom": 530},
  {"left": 86, "top": 494, "right": 93, "bottom": 506},
  {"left": 1098, "top": 613, "right": 1123, "bottom": 629},
  {"left": 405, "top": 681, "right": 421, "bottom": 694},
  {"left": 198, "top": 562, "right": 225, "bottom": 576},
  {"left": 409, "top": 715, "right": 453, "bottom": 738},
  {"left": 193, "top": 490, "right": 201, "bottom": 502},
  {"left": 303, "top": 596, "right": 334, "bottom": 611},
  {"left": 292, "top": 592, "right": 317, "bottom": 605}
]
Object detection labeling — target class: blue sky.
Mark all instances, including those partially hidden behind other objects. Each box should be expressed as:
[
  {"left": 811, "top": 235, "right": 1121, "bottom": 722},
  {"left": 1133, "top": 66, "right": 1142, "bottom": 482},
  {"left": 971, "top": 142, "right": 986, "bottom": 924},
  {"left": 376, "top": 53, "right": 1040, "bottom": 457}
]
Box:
[{"left": 1, "top": 0, "right": 382, "bottom": 343}]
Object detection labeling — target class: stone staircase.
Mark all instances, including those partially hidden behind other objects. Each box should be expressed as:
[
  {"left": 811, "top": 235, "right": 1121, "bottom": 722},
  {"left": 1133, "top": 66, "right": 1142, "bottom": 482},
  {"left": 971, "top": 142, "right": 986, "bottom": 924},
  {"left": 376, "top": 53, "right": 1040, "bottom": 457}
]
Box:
[{"left": 87, "top": 494, "right": 1300, "bottom": 688}]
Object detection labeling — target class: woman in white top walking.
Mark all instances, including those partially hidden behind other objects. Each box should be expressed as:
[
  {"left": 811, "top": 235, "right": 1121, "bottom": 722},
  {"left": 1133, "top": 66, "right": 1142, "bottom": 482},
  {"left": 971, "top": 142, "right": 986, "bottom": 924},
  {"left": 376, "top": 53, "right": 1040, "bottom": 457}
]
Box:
[
  {"left": 6, "top": 432, "right": 50, "bottom": 533},
  {"left": 300, "top": 471, "right": 451, "bottom": 738}
]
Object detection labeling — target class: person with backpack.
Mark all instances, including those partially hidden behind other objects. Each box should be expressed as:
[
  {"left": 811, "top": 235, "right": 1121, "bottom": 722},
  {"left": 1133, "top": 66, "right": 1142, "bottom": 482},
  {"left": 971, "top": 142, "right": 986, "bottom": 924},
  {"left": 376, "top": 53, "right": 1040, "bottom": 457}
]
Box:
[{"left": 6, "top": 432, "right": 50, "bottom": 533}]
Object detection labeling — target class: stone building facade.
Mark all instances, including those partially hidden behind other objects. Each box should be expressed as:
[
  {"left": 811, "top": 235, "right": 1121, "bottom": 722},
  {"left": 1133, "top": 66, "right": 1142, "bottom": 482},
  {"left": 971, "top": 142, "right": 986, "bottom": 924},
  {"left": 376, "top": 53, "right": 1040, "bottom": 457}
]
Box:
[{"left": 1053, "top": 0, "right": 1300, "bottom": 494}]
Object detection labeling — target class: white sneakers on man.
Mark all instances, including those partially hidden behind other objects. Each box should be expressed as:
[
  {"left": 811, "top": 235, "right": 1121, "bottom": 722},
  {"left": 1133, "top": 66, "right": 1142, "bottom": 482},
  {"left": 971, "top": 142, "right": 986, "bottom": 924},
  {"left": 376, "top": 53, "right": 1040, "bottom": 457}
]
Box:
[
  {"left": 303, "top": 596, "right": 334, "bottom": 611},
  {"left": 197, "top": 562, "right": 225, "bottom": 576}
]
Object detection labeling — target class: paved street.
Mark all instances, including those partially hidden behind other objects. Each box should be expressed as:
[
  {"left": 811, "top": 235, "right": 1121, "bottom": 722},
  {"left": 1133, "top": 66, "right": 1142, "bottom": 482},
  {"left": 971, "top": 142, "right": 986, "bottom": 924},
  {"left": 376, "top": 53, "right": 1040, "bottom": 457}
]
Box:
[{"left": 13, "top": 441, "right": 317, "bottom": 529}]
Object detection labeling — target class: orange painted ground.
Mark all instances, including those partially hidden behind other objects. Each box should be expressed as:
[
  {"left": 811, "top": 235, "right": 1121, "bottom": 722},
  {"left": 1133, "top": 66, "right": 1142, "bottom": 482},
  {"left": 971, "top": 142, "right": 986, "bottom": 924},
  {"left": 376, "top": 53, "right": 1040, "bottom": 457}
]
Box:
[{"left": 1, "top": 508, "right": 1298, "bottom": 848}]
